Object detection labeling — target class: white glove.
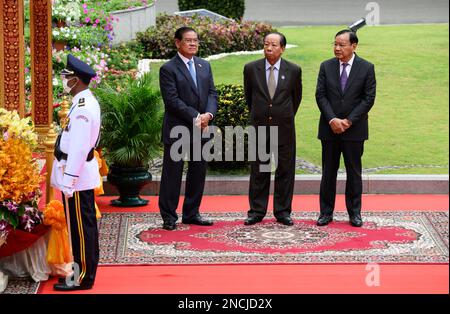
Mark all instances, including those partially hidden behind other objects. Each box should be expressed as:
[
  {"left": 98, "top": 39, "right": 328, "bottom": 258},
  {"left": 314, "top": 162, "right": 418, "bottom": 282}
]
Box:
[
  {"left": 194, "top": 114, "right": 202, "bottom": 129},
  {"left": 60, "top": 186, "right": 74, "bottom": 198}
]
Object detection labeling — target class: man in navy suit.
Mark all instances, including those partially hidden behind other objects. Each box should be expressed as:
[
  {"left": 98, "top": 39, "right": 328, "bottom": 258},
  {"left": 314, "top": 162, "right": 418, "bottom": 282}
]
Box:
[
  {"left": 158, "top": 27, "right": 218, "bottom": 230},
  {"left": 315, "top": 30, "right": 376, "bottom": 227}
]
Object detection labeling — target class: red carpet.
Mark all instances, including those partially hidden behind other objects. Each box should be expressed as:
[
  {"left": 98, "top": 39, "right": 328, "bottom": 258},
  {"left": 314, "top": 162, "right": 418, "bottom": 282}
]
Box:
[
  {"left": 39, "top": 264, "right": 448, "bottom": 294},
  {"left": 99, "top": 211, "right": 447, "bottom": 265},
  {"left": 37, "top": 194, "right": 449, "bottom": 294}
]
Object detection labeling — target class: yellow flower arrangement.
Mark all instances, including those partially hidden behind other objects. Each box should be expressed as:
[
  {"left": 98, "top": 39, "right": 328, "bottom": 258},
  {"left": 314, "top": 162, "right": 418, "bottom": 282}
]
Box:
[
  {"left": 0, "top": 108, "right": 42, "bottom": 240},
  {"left": 0, "top": 137, "right": 41, "bottom": 203},
  {"left": 0, "top": 108, "right": 38, "bottom": 148}
]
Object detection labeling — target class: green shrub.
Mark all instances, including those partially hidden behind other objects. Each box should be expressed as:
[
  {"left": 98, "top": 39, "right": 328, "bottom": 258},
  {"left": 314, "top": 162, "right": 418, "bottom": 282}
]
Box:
[
  {"left": 209, "top": 84, "right": 250, "bottom": 170},
  {"left": 178, "top": 0, "right": 245, "bottom": 20},
  {"left": 136, "top": 13, "right": 274, "bottom": 59},
  {"left": 103, "top": 0, "right": 151, "bottom": 12}
]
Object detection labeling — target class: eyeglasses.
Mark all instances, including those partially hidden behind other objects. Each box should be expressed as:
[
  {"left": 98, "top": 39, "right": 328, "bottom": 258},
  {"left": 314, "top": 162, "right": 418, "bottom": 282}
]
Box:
[
  {"left": 183, "top": 38, "right": 200, "bottom": 44},
  {"left": 332, "top": 43, "right": 351, "bottom": 48},
  {"left": 264, "top": 42, "right": 280, "bottom": 48}
]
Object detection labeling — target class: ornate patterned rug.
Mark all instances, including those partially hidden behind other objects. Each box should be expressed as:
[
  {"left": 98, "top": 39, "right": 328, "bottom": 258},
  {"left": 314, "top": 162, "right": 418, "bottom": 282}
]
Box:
[
  {"left": 99, "top": 211, "right": 449, "bottom": 265},
  {"left": 1, "top": 278, "right": 40, "bottom": 294}
]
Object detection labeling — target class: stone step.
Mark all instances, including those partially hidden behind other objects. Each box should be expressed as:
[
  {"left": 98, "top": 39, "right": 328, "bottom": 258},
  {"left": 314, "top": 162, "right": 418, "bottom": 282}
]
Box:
[{"left": 102, "top": 174, "right": 449, "bottom": 195}]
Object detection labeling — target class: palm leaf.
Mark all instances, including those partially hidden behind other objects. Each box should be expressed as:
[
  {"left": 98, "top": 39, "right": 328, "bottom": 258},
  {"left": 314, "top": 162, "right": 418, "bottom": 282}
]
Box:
[{"left": 94, "top": 73, "right": 163, "bottom": 168}]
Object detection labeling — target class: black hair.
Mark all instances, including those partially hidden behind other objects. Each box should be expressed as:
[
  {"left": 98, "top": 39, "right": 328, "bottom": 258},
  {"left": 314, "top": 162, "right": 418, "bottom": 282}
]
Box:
[
  {"left": 264, "top": 32, "right": 287, "bottom": 48},
  {"left": 80, "top": 76, "right": 91, "bottom": 85},
  {"left": 335, "top": 29, "right": 359, "bottom": 44},
  {"left": 174, "top": 26, "right": 197, "bottom": 40},
  {"left": 66, "top": 74, "right": 90, "bottom": 86}
]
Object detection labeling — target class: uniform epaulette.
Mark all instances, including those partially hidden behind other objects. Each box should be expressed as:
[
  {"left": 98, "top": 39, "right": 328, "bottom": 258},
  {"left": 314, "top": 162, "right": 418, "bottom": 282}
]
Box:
[{"left": 78, "top": 98, "right": 85, "bottom": 107}]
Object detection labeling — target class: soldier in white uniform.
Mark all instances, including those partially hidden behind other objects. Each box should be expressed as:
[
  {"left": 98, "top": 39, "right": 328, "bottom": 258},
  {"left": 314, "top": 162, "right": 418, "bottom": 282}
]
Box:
[{"left": 51, "top": 54, "right": 101, "bottom": 291}]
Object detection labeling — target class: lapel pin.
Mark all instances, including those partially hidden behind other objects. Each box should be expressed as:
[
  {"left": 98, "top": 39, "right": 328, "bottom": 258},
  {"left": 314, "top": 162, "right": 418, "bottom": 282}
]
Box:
[
  {"left": 281, "top": 75, "right": 285, "bottom": 80},
  {"left": 198, "top": 64, "right": 202, "bottom": 68}
]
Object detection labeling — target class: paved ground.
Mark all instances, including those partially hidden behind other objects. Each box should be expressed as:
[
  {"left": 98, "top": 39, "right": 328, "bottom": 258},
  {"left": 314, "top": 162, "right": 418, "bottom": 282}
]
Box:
[
  {"left": 147, "top": 157, "right": 448, "bottom": 175},
  {"left": 155, "top": 0, "right": 449, "bottom": 25}
]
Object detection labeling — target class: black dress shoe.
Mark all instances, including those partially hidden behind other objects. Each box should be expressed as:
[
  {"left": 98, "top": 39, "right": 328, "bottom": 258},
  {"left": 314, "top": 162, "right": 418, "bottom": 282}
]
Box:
[
  {"left": 277, "top": 216, "right": 294, "bottom": 226},
  {"left": 244, "top": 216, "right": 263, "bottom": 226},
  {"left": 57, "top": 277, "right": 81, "bottom": 284},
  {"left": 182, "top": 216, "right": 213, "bottom": 226},
  {"left": 350, "top": 215, "right": 363, "bottom": 227},
  {"left": 317, "top": 214, "right": 333, "bottom": 226},
  {"left": 162, "top": 221, "right": 176, "bottom": 230},
  {"left": 53, "top": 282, "right": 93, "bottom": 291}
]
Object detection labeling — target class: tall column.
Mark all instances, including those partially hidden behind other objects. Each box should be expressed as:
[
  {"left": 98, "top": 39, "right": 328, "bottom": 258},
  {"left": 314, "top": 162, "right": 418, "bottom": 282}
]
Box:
[
  {"left": 0, "top": 0, "right": 26, "bottom": 117},
  {"left": 29, "top": 0, "right": 53, "bottom": 149}
]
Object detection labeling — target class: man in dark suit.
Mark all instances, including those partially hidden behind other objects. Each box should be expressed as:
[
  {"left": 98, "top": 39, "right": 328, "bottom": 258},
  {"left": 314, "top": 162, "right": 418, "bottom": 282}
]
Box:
[
  {"left": 243, "top": 32, "right": 302, "bottom": 226},
  {"left": 158, "top": 27, "right": 218, "bottom": 230},
  {"left": 315, "top": 29, "right": 376, "bottom": 227}
]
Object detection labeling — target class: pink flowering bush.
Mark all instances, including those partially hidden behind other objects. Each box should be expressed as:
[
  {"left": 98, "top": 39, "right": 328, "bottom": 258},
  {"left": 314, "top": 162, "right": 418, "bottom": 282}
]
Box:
[
  {"left": 80, "top": 2, "right": 116, "bottom": 43},
  {"left": 78, "top": 0, "right": 150, "bottom": 44},
  {"left": 136, "top": 14, "right": 274, "bottom": 59}
]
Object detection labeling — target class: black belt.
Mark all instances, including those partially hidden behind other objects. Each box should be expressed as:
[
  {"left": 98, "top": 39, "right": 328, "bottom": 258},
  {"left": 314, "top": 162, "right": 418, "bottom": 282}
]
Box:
[
  {"left": 54, "top": 133, "right": 95, "bottom": 162},
  {"left": 54, "top": 148, "right": 95, "bottom": 162}
]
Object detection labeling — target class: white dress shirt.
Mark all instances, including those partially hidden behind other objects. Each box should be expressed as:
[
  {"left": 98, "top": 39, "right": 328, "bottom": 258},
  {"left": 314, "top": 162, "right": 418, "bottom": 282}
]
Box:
[
  {"left": 177, "top": 52, "right": 213, "bottom": 120},
  {"left": 339, "top": 53, "right": 355, "bottom": 77},
  {"left": 329, "top": 53, "right": 356, "bottom": 124},
  {"left": 178, "top": 52, "right": 196, "bottom": 77}
]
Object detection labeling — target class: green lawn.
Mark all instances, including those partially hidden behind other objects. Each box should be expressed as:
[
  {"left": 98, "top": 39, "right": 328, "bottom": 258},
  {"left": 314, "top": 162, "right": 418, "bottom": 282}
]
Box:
[{"left": 150, "top": 24, "right": 449, "bottom": 174}]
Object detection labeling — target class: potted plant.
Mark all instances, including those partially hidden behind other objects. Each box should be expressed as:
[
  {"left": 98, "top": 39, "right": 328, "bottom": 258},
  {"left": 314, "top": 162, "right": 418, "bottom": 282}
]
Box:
[
  {"left": 52, "top": 27, "right": 79, "bottom": 51},
  {"left": 94, "top": 72, "right": 163, "bottom": 206},
  {"left": 52, "top": 0, "right": 82, "bottom": 27}
]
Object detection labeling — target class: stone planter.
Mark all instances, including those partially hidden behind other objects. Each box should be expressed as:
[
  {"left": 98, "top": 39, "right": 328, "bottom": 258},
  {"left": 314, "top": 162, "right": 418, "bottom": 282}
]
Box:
[
  {"left": 111, "top": 4, "right": 156, "bottom": 45},
  {"left": 107, "top": 165, "right": 152, "bottom": 207}
]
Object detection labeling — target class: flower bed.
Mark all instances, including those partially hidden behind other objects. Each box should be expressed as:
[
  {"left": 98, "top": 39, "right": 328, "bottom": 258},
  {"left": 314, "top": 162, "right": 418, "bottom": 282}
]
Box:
[{"left": 53, "top": 46, "right": 109, "bottom": 88}]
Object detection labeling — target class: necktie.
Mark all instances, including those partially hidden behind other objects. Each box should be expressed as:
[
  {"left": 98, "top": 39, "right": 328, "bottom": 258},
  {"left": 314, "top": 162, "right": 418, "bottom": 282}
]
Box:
[
  {"left": 187, "top": 60, "right": 197, "bottom": 87},
  {"left": 340, "top": 63, "right": 349, "bottom": 91},
  {"left": 268, "top": 65, "right": 276, "bottom": 99}
]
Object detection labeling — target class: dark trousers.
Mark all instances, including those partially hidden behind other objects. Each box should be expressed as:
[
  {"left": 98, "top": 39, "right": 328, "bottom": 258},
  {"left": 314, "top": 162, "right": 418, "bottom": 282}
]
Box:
[
  {"left": 248, "top": 138, "right": 296, "bottom": 219},
  {"left": 320, "top": 140, "right": 364, "bottom": 217},
  {"left": 159, "top": 142, "right": 207, "bottom": 223},
  {"left": 63, "top": 190, "right": 99, "bottom": 287}
]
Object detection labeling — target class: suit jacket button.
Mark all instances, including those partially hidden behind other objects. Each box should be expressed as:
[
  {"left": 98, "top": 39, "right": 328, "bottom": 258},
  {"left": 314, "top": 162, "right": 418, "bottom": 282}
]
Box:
[
  {"left": 269, "top": 116, "right": 272, "bottom": 120},
  {"left": 269, "top": 103, "right": 273, "bottom": 107}
]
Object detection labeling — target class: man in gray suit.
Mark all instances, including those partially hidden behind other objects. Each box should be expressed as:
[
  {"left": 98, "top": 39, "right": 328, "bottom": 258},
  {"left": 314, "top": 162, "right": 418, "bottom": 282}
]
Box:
[
  {"left": 158, "top": 27, "right": 218, "bottom": 230},
  {"left": 243, "top": 32, "right": 302, "bottom": 226},
  {"left": 315, "top": 29, "right": 376, "bottom": 227}
]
